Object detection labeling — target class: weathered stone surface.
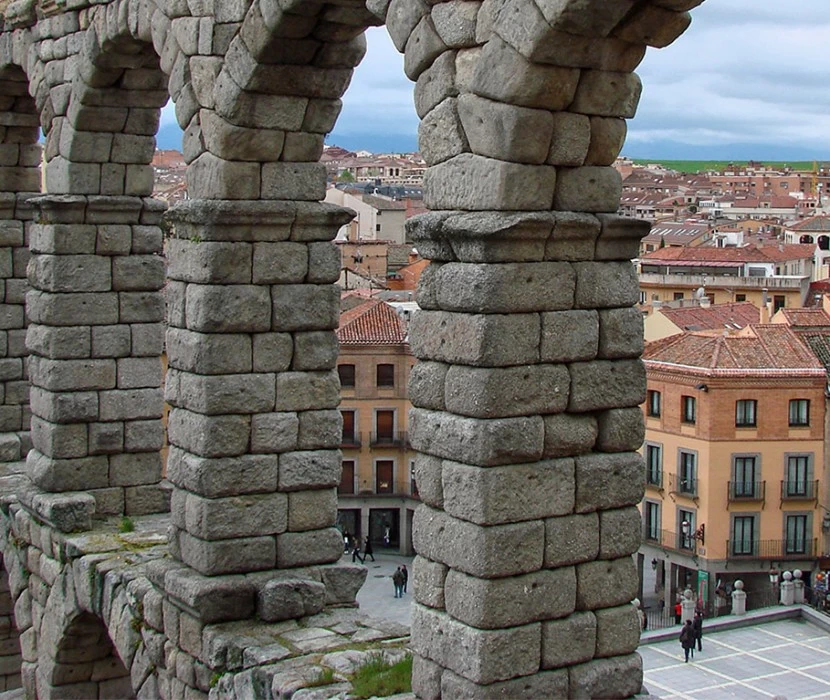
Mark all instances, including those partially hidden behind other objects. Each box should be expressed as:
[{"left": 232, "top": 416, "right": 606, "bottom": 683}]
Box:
[
  {"left": 288, "top": 489, "right": 337, "bottom": 531},
  {"left": 576, "top": 557, "right": 639, "bottom": 611},
  {"left": 419, "top": 98, "right": 469, "bottom": 166},
  {"left": 572, "top": 70, "right": 643, "bottom": 118},
  {"left": 545, "top": 513, "right": 599, "bottom": 568},
  {"left": 320, "top": 564, "right": 367, "bottom": 605},
  {"left": 540, "top": 310, "right": 598, "bottom": 363},
  {"left": 595, "top": 604, "right": 641, "bottom": 658},
  {"left": 568, "top": 359, "right": 646, "bottom": 412},
  {"left": 599, "top": 507, "right": 642, "bottom": 559},
  {"left": 598, "top": 307, "right": 643, "bottom": 359},
  {"left": 569, "top": 653, "right": 643, "bottom": 699},
  {"left": 541, "top": 611, "right": 596, "bottom": 669},
  {"left": 277, "top": 528, "right": 343, "bottom": 568},
  {"left": 183, "top": 491, "right": 288, "bottom": 540},
  {"left": 278, "top": 451, "right": 341, "bottom": 491},
  {"left": 257, "top": 579, "right": 326, "bottom": 622},
  {"left": 596, "top": 407, "right": 644, "bottom": 452},
  {"left": 575, "top": 452, "right": 645, "bottom": 513},
  {"left": 442, "top": 458, "right": 574, "bottom": 525},
  {"left": 412, "top": 556, "right": 447, "bottom": 609},
  {"left": 433, "top": 1, "right": 480, "bottom": 48},
  {"left": 554, "top": 166, "right": 622, "bottom": 213},
  {"left": 442, "top": 668, "right": 569, "bottom": 699}
]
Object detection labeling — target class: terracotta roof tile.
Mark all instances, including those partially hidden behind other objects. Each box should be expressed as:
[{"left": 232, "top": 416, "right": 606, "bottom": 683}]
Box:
[
  {"left": 337, "top": 298, "right": 408, "bottom": 345},
  {"left": 642, "top": 243, "right": 813, "bottom": 264},
  {"left": 660, "top": 302, "right": 759, "bottom": 331},
  {"left": 779, "top": 308, "right": 830, "bottom": 328}
]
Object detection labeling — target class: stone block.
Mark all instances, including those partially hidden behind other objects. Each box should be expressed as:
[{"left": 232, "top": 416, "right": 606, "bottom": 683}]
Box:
[
  {"left": 575, "top": 452, "right": 645, "bottom": 513},
  {"left": 110, "top": 452, "right": 163, "bottom": 487},
  {"left": 29, "top": 356, "right": 116, "bottom": 392},
  {"left": 252, "top": 333, "right": 294, "bottom": 373},
  {"left": 292, "top": 331, "right": 338, "bottom": 371},
  {"left": 470, "top": 37, "right": 580, "bottom": 110},
  {"left": 404, "top": 16, "right": 449, "bottom": 81},
  {"left": 27, "top": 290, "right": 118, "bottom": 326},
  {"left": 167, "top": 239, "right": 253, "bottom": 285},
  {"left": 410, "top": 408, "right": 544, "bottom": 467},
  {"left": 29, "top": 223, "right": 96, "bottom": 255},
  {"left": 250, "top": 412, "right": 299, "bottom": 454},
  {"left": 411, "top": 604, "right": 541, "bottom": 684},
  {"left": 257, "top": 578, "right": 326, "bottom": 622},
  {"left": 272, "top": 284, "right": 339, "bottom": 332},
  {"left": 568, "top": 359, "right": 646, "bottom": 412},
  {"left": 25, "top": 325, "right": 89, "bottom": 361},
  {"left": 319, "top": 563, "right": 367, "bottom": 605},
  {"left": 414, "top": 49, "right": 457, "bottom": 119},
  {"left": 166, "top": 447, "right": 279, "bottom": 498},
  {"left": 408, "top": 362, "right": 448, "bottom": 411},
  {"left": 595, "top": 604, "right": 640, "bottom": 658},
  {"left": 167, "top": 370, "right": 276, "bottom": 415},
  {"left": 553, "top": 166, "right": 622, "bottom": 213},
  {"left": 545, "top": 513, "right": 599, "bottom": 568},
  {"left": 442, "top": 458, "right": 574, "bottom": 525},
  {"left": 119, "top": 291, "right": 165, "bottom": 323},
  {"left": 413, "top": 505, "right": 544, "bottom": 578},
  {"left": 576, "top": 557, "right": 639, "bottom": 611},
  {"left": 413, "top": 454, "right": 443, "bottom": 508},
  {"left": 251, "top": 242, "right": 307, "bottom": 284},
  {"left": 287, "top": 489, "right": 337, "bottom": 532},
  {"left": 116, "top": 357, "right": 163, "bottom": 389},
  {"left": 28, "top": 254, "right": 111, "bottom": 293},
  {"left": 186, "top": 153, "right": 261, "bottom": 200},
  {"left": 598, "top": 307, "right": 643, "bottom": 360},
  {"left": 166, "top": 328, "right": 253, "bottom": 375},
  {"left": 547, "top": 112, "right": 591, "bottom": 167},
  {"left": 586, "top": 116, "right": 627, "bottom": 166},
  {"left": 98, "top": 388, "right": 163, "bottom": 421},
  {"left": 419, "top": 97, "right": 469, "bottom": 167},
  {"left": 424, "top": 153, "right": 556, "bottom": 211},
  {"left": 614, "top": 4, "right": 692, "bottom": 48},
  {"left": 30, "top": 416, "right": 87, "bottom": 459},
  {"left": 410, "top": 311, "right": 540, "bottom": 367},
  {"left": 596, "top": 407, "right": 644, "bottom": 453},
  {"left": 297, "top": 410, "right": 341, "bottom": 451},
  {"left": 568, "top": 654, "right": 643, "bottom": 699},
  {"left": 541, "top": 611, "right": 596, "bottom": 669},
  {"left": 96, "top": 225, "right": 132, "bottom": 256},
  {"left": 91, "top": 325, "right": 132, "bottom": 359},
  {"left": 124, "top": 420, "right": 164, "bottom": 452},
  {"left": 412, "top": 653, "right": 442, "bottom": 700},
  {"left": 184, "top": 491, "right": 287, "bottom": 540},
  {"left": 167, "top": 409, "right": 250, "bottom": 458},
  {"left": 112, "top": 256, "right": 165, "bottom": 292},
  {"left": 275, "top": 371, "right": 339, "bottom": 412},
  {"left": 278, "top": 451, "right": 341, "bottom": 491},
  {"left": 442, "top": 668, "right": 569, "bottom": 699},
  {"left": 458, "top": 93, "right": 553, "bottom": 165},
  {"left": 444, "top": 364, "right": 569, "bottom": 419},
  {"left": 595, "top": 213, "right": 651, "bottom": 261},
  {"left": 432, "top": 1, "right": 479, "bottom": 48},
  {"left": 540, "top": 310, "right": 598, "bottom": 363},
  {"left": 131, "top": 323, "right": 165, "bottom": 357},
  {"left": 439, "top": 211, "right": 557, "bottom": 264},
  {"left": 387, "top": 0, "right": 429, "bottom": 52},
  {"left": 178, "top": 530, "right": 276, "bottom": 576},
  {"left": 445, "top": 567, "right": 575, "bottom": 629},
  {"left": 599, "top": 507, "right": 642, "bottom": 560},
  {"left": 572, "top": 70, "right": 642, "bottom": 119},
  {"left": 574, "top": 261, "right": 639, "bottom": 309},
  {"left": 28, "top": 387, "right": 98, "bottom": 424},
  {"left": 276, "top": 528, "right": 343, "bottom": 568},
  {"left": 412, "top": 555, "right": 447, "bottom": 609},
  {"left": 185, "top": 284, "right": 271, "bottom": 333},
  {"left": 425, "top": 261, "right": 575, "bottom": 313},
  {"left": 261, "top": 163, "right": 327, "bottom": 201}
]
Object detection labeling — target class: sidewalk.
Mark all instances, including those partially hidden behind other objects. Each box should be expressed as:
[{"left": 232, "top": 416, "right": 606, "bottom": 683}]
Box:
[{"left": 342, "top": 551, "right": 415, "bottom": 628}]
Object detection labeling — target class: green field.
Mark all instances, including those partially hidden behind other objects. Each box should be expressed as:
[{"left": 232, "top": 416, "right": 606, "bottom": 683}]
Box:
[{"left": 631, "top": 159, "right": 816, "bottom": 174}]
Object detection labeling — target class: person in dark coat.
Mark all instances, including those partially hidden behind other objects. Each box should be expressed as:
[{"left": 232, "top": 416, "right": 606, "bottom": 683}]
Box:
[
  {"left": 363, "top": 537, "right": 375, "bottom": 562},
  {"left": 401, "top": 564, "right": 408, "bottom": 594},
  {"left": 679, "top": 620, "right": 695, "bottom": 662},
  {"left": 352, "top": 537, "right": 363, "bottom": 563},
  {"left": 392, "top": 567, "right": 405, "bottom": 598},
  {"left": 692, "top": 610, "right": 704, "bottom": 652}
]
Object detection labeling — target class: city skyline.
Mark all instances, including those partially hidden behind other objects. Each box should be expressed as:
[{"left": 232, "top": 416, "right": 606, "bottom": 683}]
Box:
[{"left": 156, "top": 1, "right": 830, "bottom": 161}]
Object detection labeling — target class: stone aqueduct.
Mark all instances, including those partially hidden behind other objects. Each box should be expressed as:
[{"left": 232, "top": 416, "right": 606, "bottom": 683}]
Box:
[{"left": 0, "top": 0, "right": 701, "bottom": 697}]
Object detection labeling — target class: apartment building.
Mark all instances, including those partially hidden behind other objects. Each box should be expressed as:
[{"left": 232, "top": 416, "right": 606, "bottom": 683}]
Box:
[
  {"left": 335, "top": 297, "right": 418, "bottom": 554},
  {"left": 640, "top": 324, "right": 827, "bottom": 609}
]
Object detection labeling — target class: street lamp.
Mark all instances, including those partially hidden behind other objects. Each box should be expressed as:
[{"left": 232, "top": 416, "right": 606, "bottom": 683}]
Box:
[{"left": 681, "top": 520, "right": 705, "bottom": 549}]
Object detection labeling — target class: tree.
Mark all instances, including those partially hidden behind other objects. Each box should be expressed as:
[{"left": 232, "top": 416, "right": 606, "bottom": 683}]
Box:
[{"left": 339, "top": 170, "right": 355, "bottom": 183}]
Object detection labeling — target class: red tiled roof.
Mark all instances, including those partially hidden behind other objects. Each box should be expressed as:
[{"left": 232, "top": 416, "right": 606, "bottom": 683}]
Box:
[
  {"left": 778, "top": 308, "right": 830, "bottom": 328},
  {"left": 660, "top": 302, "right": 760, "bottom": 331},
  {"left": 787, "top": 215, "right": 830, "bottom": 232},
  {"left": 644, "top": 325, "right": 824, "bottom": 376},
  {"left": 337, "top": 298, "right": 408, "bottom": 345},
  {"left": 641, "top": 243, "right": 813, "bottom": 264}
]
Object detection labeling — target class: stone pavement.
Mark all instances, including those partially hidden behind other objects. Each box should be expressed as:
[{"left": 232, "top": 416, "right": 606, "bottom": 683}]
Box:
[
  {"left": 344, "top": 552, "right": 416, "bottom": 629},
  {"left": 642, "top": 617, "right": 830, "bottom": 699}
]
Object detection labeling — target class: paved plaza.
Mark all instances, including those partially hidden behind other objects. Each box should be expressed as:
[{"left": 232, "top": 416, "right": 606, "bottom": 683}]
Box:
[
  {"left": 342, "top": 551, "right": 416, "bottom": 628},
  {"left": 642, "top": 618, "right": 830, "bottom": 699}
]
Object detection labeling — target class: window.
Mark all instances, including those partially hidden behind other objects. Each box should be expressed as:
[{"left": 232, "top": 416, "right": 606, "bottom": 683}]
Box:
[
  {"left": 785, "top": 455, "right": 810, "bottom": 496},
  {"left": 410, "top": 460, "right": 418, "bottom": 498},
  {"left": 339, "top": 460, "right": 355, "bottom": 495},
  {"left": 732, "top": 456, "right": 757, "bottom": 497},
  {"left": 679, "top": 509, "right": 696, "bottom": 550},
  {"left": 375, "top": 410, "right": 395, "bottom": 443},
  {"left": 376, "top": 224, "right": 381, "bottom": 233},
  {"left": 735, "top": 399, "right": 757, "bottom": 427},
  {"left": 679, "top": 451, "right": 697, "bottom": 495},
  {"left": 645, "top": 444, "right": 662, "bottom": 486},
  {"left": 735, "top": 294, "right": 746, "bottom": 302},
  {"left": 376, "top": 460, "right": 394, "bottom": 494},
  {"left": 645, "top": 502, "right": 660, "bottom": 541},
  {"left": 673, "top": 292, "right": 684, "bottom": 300},
  {"left": 789, "top": 399, "right": 810, "bottom": 427},
  {"left": 786, "top": 515, "right": 808, "bottom": 554},
  {"left": 732, "top": 516, "right": 755, "bottom": 555},
  {"left": 681, "top": 395, "right": 696, "bottom": 424},
  {"left": 338, "top": 364, "right": 355, "bottom": 388},
  {"left": 341, "top": 410, "right": 357, "bottom": 445},
  {"left": 773, "top": 295, "right": 785, "bottom": 313},
  {"left": 647, "top": 390, "right": 661, "bottom": 417},
  {"left": 376, "top": 364, "right": 395, "bottom": 387}
]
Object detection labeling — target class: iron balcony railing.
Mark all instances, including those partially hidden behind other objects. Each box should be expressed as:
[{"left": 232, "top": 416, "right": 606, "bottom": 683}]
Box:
[
  {"left": 337, "top": 478, "right": 419, "bottom": 499},
  {"left": 780, "top": 480, "right": 818, "bottom": 500},
  {"left": 727, "top": 480, "right": 765, "bottom": 501},
  {"left": 668, "top": 473, "right": 697, "bottom": 497},
  {"left": 726, "top": 538, "right": 817, "bottom": 560},
  {"left": 340, "top": 430, "right": 363, "bottom": 448},
  {"left": 643, "top": 528, "right": 697, "bottom": 553},
  {"left": 370, "top": 431, "right": 409, "bottom": 448}
]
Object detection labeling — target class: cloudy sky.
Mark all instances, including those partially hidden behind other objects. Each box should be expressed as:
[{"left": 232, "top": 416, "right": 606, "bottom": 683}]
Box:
[{"left": 159, "top": 1, "right": 830, "bottom": 161}]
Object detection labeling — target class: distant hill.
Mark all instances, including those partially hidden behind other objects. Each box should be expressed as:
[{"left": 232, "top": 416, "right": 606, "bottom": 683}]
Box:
[{"left": 632, "top": 159, "right": 816, "bottom": 174}]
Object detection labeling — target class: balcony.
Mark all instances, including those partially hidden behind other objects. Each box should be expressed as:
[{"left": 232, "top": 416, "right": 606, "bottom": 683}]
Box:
[
  {"left": 727, "top": 481, "right": 766, "bottom": 502},
  {"left": 645, "top": 470, "right": 663, "bottom": 489},
  {"left": 668, "top": 473, "right": 697, "bottom": 498},
  {"left": 643, "top": 528, "right": 697, "bottom": 553},
  {"left": 780, "top": 480, "right": 818, "bottom": 500},
  {"left": 340, "top": 431, "right": 362, "bottom": 448},
  {"left": 338, "top": 478, "right": 419, "bottom": 500},
  {"left": 370, "top": 431, "right": 408, "bottom": 449},
  {"left": 639, "top": 272, "right": 808, "bottom": 291},
  {"left": 726, "top": 538, "right": 818, "bottom": 560}
]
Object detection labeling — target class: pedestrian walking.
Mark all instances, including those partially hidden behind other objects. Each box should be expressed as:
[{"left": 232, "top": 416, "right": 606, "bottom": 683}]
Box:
[
  {"left": 401, "top": 564, "right": 408, "bottom": 594},
  {"left": 363, "top": 537, "right": 375, "bottom": 562},
  {"left": 392, "top": 566, "right": 404, "bottom": 598},
  {"left": 343, "top": 532, "right": 352, "bottom": 553},
  {"left": 692, "top": 609, "right": 704, "bottom": 652},
  {"left": 352, "top": 537, "right": 363, "bottom": 564},
  {"left": 679, "top": 620, "right": 695, "bottom": 662}
]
